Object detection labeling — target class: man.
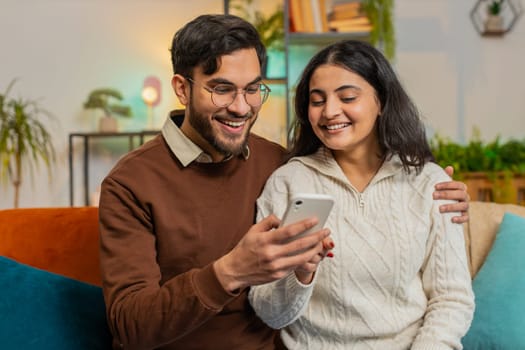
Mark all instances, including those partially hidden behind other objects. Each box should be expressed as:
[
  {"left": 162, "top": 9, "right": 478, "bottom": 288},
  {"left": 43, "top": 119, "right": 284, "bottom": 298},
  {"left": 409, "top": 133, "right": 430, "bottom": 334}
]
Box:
[{"left": 99, "top": 14, "right": 469, "bottom": 350}]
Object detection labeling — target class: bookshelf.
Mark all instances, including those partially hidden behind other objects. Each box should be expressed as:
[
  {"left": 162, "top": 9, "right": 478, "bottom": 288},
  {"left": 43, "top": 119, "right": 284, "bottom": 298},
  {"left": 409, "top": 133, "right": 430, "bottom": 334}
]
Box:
[
  {"left": 287, "top": 31, "right": 369, "bottom": 45},
  {"left": 225, "top": 0, "right": 371, "bottom": 146},
  {"left": 284, "top": 0, "right": 370, "bottom": 144}
]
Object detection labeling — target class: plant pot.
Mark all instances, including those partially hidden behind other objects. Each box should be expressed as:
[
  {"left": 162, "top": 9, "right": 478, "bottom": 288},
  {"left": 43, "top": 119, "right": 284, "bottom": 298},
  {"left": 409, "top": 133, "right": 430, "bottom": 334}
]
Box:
[
  {"left": 98, "top": 116, "right": 118, "bottom": 133},
  {"left": 462, "top": 172, "right": 525, "bottom": 205},
  {"left": 484, "top": 14, "right": 504, "bottom": 33}
]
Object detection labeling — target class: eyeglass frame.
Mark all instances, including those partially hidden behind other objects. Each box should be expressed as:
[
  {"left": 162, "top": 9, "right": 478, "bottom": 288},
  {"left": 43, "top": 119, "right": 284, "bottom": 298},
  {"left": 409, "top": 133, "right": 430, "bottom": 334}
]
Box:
[{"left": 185, "top": 77, "right": 271, "bottom": 108}]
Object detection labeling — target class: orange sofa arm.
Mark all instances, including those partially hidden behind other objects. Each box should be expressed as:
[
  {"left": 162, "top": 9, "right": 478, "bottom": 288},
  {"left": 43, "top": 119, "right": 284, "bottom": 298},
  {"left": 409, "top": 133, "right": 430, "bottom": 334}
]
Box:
[{"left": 0, "top": 207, "right": 101, "bottom": 286}]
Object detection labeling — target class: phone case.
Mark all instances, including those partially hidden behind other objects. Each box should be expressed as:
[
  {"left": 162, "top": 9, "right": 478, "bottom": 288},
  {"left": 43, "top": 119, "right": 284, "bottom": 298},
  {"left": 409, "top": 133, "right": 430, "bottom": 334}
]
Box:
[{"left": 280, "top": 193, "right": 334, "bottom": 240}]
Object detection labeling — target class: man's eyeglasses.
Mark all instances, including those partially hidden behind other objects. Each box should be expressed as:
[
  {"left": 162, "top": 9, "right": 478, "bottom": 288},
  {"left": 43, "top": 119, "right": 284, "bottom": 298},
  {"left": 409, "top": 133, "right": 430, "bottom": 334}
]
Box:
[{"left": 185, "top": 77, "right": 271, "bottom": 108}]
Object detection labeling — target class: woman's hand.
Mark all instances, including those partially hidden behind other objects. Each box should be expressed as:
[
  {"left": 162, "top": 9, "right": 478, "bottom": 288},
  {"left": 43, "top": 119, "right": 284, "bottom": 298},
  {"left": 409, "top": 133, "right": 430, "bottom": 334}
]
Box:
[{"left": 294, "top": 238, "right": 335, "bottom": 284}]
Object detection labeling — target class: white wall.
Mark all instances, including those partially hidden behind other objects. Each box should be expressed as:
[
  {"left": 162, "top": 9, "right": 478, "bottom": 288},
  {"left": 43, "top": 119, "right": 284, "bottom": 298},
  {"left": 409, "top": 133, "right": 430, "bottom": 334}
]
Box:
[
  {"left": 1, "top": 0, "right": 524, "bottom": 208},
  {"left": 0, "top": 0, "right": 223, "bottom": 208},
  {"left": 395, "top": 0, "right": 525, "bottom": 143}
]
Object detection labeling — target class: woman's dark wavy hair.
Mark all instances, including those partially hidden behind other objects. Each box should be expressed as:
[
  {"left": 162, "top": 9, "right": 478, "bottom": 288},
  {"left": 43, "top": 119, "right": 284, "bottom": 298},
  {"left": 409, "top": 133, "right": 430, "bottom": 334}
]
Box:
[
  {"left": 289, "top": 40, "right": 434, "bottom": 172},
  {"left": 170, "top": 14, "right": 266, "bottom": 78}
]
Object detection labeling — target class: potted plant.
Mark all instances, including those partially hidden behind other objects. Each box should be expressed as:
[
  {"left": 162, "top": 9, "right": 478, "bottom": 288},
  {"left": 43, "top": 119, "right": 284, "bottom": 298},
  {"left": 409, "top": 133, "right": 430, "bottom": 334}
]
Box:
[
  {"left": 484, "top": 0, "right": 504, "bottom": 32},
  {"left": 229, "top": 0, "right": 285, "bottom": 76},
  {"left": 430, "top": 128, "right": 525, "bottom": 204},
  {"left": 83, "top": 88, "right": 132, "bottom": 132},
  {"left": 0, "top": 79, "right": 56, "bottom": 208},
  {"left": 361, "top": 0, "right": 396, "bottom": 61}
]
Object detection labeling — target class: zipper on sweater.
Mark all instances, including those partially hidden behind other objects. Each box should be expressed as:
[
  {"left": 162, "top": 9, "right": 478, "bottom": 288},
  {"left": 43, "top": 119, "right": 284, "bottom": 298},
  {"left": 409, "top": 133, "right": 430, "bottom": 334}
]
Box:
[
  {"left": 348, "top": 187, "right": 365, "bottom": 213},
  {"left": 358, "top": 192, "right": 365, "bottom": 208}
]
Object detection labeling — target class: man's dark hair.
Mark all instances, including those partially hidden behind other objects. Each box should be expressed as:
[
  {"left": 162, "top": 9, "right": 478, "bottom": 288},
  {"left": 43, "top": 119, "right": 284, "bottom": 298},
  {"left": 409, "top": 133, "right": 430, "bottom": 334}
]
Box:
[{"left": 170, "top": 14, "right": 267, "bottom": 78}]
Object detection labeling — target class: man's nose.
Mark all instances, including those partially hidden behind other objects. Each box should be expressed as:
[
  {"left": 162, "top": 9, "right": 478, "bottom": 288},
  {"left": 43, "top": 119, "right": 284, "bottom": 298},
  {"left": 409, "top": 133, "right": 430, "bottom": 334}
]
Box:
[{"left": 227, "top": 91, "right": 252, "bottom": 116}]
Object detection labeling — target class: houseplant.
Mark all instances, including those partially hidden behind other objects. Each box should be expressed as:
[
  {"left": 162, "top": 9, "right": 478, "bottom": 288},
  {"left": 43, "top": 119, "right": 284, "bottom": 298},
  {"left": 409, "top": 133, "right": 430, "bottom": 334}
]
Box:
[
  {"left": 485, "top": 0, "right": 504, "bottom": 32},
  {"left": 0, "top": 79, "right": 56, "bottom": 208},
  {"left": 430, "top": 129, "right": 525, "bottom": 204},
  {"left": 83, "top": 88, "right": 131, "bottom": 132},
  {"left": 230, "top": 0, "right": 284, "bottom": 51},
  {"left": 361, "top": 0, "right": 396, "bottom": 61},
  {"left": 229, "top": 0, "right": 285, "bottom": 76}
]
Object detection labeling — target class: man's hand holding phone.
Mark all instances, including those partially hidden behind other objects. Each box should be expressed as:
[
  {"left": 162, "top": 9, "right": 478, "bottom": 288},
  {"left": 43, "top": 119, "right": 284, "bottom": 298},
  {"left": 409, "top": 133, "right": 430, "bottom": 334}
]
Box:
[
  {"left": 279, "top": 194, "right": 336, "bottom": 284},
  {"left": 213, "top": 194, "right": 334, "bottom": 293},
  {"left": 279, "top": 194, "right": 334, "bottom": 242}
]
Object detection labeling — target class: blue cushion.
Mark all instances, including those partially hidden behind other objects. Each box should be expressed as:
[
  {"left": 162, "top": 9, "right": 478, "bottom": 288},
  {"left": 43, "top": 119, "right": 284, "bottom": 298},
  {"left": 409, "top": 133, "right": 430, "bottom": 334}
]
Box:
[
  {"left": 462, "top": 212, "right": 525, "bottom": 349},
  {"left": 0, "top": 256, "right": 112, "bottom": 349}
]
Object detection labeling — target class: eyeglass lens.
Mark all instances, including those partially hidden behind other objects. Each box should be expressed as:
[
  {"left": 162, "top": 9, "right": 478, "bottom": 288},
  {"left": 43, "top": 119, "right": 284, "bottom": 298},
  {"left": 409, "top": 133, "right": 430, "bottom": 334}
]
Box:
[{"left": 211, "top": 84, "right": 270, "bottom": 108}]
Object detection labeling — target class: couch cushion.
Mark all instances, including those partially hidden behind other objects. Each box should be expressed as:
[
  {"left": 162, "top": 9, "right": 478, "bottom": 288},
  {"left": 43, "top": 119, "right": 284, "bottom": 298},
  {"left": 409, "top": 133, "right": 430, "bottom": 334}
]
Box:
[
  {"left": 465, "top": 201, "right": 525, "bottom": 277},
  {"left": 462, "top": 212, "right": 525, "bottom": 349},
  {"left": 0, "top": 207, "right": 101, "bottom": 285},
  {"left": 0, "top": 255, "right": 112, "bottom": 349}
]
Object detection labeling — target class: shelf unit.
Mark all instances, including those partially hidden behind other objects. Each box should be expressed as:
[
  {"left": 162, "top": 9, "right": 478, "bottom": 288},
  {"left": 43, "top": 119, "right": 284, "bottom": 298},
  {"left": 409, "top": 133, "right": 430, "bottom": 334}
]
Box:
[
  {"left": 68, "top": 131, "right": 159, "bottom": 206},
  {"left": 225, "top": 0, "right": 370, "bottom": 145},
  {"left": 286, "top": 30, "right": 369, "bottom": 46},
  {"left": 283, "top": 1, "right": 370, "bottom": 143},
  {"left": 470, "top": 0, "right": 523, "bottom": 37}
]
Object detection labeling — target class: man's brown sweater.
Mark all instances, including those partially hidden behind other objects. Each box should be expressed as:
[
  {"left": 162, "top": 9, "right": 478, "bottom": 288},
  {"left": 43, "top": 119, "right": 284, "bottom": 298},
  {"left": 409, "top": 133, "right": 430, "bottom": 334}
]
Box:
[{"left": 99, "top": 132, "right": 286, "bottom": 349}]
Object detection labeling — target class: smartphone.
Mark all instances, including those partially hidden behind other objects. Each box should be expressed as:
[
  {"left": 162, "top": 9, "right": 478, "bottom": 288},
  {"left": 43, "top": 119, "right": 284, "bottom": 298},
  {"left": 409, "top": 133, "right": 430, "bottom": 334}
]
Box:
[{"left": 279, "top": 193, "right": 334, "bottom": 241}]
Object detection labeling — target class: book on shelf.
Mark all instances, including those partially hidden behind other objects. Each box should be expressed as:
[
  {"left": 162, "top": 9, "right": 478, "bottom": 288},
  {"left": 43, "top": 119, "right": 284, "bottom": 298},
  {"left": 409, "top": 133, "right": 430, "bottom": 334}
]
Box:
[
  {"left": 289, "top": 0, "right": 328, "bottom": 33},
  {"left": 289, "top": 0, "right": 304, "bottom": 32},
  {"left": 289, "top": 0, "right": 371, "bottom": 34},
  {"left": 327, "top": 1, "right": 371, "bottom": 34},
  {"left": 329, "top": 24, "right": 372, "bottom": 33},
  {"left": 328, "top": 15, "right": 370, "bottom": 27},
  {"left": 302, "top": 0, "right": 316, "bottom": 32},
  {"left": 328, "top": 15, "right": 371, "bottom": 32},
  {"left": 310, "top": 0, "right": 329, "bottom": 32},
  {"left": 329, "top": 1, "right": 362, "bottom": 20}
]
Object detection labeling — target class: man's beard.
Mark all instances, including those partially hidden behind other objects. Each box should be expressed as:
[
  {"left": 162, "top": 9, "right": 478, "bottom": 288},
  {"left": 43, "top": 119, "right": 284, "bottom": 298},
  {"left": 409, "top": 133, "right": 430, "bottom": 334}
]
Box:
[{"left": 187, "top": 99, "right": 256, "bottom": 157}]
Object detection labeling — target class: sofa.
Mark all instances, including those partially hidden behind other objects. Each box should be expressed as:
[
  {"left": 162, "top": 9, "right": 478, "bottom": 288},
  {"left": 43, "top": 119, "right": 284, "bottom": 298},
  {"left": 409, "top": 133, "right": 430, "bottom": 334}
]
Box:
[
  {"left": 460, "top": 201, "right": 525, "bottom": 349},
  {"left": 0, "top": 203, "right": 524, "bottom": 349},
  {"left": 0, "top": 207, "right": 111, "bottom": 349}
]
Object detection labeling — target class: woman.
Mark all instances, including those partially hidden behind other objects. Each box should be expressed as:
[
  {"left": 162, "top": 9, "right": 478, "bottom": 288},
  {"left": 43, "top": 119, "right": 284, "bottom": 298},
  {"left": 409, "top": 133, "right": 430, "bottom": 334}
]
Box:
[{"left": 249, "top": 40, "right": 474, "bottom": 349}]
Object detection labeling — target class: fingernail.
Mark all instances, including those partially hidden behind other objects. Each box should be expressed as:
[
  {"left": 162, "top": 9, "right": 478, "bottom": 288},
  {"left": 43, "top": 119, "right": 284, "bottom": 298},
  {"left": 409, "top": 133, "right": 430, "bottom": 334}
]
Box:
[
  {"left": 329, "top": 242, "right": 335, "bottom": 248},
  {"left": 327, "top": 252, "right": 334, "bottom": 258}
]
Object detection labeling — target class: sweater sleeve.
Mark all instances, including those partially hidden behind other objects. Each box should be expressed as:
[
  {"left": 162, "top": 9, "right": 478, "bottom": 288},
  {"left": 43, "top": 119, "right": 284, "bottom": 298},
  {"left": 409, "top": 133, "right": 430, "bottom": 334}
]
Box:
[
  {"left": 249, "top": 272, "right": 317, "bottom": 329},
  {"left": 99, "top": 176, "right": 238, "bottom": 349},
  {"left": 248, "top": 172, "right": 317, "bottom": 329},
  {"left": 411, "top": 195, "right": 475, "bottom": 349}
]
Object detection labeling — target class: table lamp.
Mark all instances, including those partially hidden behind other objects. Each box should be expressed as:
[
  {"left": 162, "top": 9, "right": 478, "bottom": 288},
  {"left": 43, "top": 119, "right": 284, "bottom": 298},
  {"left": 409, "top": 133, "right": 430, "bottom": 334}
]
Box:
[{"left": 141, "top": 76, "right": 161, "bottom": 129}]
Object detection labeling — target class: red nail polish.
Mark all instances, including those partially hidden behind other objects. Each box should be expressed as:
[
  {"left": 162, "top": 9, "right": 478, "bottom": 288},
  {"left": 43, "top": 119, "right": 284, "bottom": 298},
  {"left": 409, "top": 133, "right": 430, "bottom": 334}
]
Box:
[
  {"left": 327, "top": 252, "right": 334, "bottom": 258},
  {"left": 329, "top": 242, "right": 335, "bottom": 248}
]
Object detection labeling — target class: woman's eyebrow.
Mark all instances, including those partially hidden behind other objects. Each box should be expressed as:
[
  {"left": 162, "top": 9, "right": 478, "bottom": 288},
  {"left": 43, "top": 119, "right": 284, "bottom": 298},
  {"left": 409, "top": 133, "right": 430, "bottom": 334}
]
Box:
[
  {"left": 309, "top": 85, "right": 361, "bottom": 95},
  {"left": 335, "top": 84, "right": 361, "bottom": 93}
]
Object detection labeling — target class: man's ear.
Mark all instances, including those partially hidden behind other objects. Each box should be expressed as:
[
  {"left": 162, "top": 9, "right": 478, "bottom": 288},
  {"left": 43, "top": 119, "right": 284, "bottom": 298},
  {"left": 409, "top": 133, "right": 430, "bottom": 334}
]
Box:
[{"left": 172, "top": 74, "right": 189, "bottom": 106}]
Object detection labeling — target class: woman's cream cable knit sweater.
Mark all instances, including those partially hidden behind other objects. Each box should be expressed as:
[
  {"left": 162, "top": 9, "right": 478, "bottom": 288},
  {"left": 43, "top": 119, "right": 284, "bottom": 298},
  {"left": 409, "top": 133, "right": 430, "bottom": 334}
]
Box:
[{"left": 249, "top": 148, "right": 474, "bottom": 350}]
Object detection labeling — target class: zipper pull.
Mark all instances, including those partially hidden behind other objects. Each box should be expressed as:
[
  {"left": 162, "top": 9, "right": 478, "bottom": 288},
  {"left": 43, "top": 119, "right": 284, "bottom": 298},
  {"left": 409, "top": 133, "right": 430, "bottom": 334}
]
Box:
[{"left": 359, "top": 193, "right": 365, "bottom": 207}]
